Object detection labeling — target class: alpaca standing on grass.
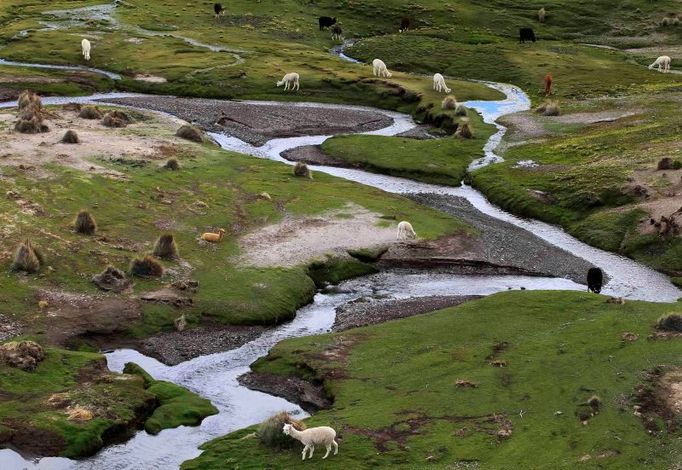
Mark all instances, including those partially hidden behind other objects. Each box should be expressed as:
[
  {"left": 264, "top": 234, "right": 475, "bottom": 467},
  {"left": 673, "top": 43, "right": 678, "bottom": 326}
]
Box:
[
  {"left": 538, "top": 7, "right": 546, "bottom": 23},
  {"left": 544, "top": 73, "right": 553, "bottom": 95},
  {"left": 372, "top": 59, "right": 392, "bottom": 78},
  {"left": 282, "top": 423, "right": 339, "bottom": 460},
  {"left": 81, "top": 39, "right": 91, "bottom": 61},
  {"left": 433, "top": 73, "right": 451, "bottom": 93},
  {"left": 648, "top": 55, "right": 671, "bottom": 73},
  {"left": 397, "top": 221, "right": 417, "bottom": 240},
  {"left": 277, "top": 72, "right": 300, "bottom": 91}
]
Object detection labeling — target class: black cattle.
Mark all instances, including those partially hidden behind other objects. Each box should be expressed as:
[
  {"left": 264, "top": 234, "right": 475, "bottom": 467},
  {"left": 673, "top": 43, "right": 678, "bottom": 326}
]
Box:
[
  {"left": 519, "top": 27, "right": 536, "bottom": 43},
  {"left": 400, "top": 17, "right": 411, "bottom": 32},
  {"left": 214, "top": 3, "right": 225, "bottom": 18},
  {"left": 319, "top": 16, "right": 337, "bottom": 31},
  {"left": 587, "top": 267, "right": 603, "bottom": 294}
]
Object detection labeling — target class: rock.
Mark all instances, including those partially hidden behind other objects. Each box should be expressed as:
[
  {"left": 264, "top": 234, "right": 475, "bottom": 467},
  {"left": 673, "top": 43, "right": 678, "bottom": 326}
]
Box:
[
  {"left": 0, "top": 340, "right": 45, "bottom": 371},
  {"left": 92, "top": 266, "right": 131, "bottom": 293}
]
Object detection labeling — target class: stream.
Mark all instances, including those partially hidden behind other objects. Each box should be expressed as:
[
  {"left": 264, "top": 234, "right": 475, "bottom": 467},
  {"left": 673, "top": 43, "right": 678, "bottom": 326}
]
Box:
[{"left": 1, "top": 47, "right": 681, "bottom": 470}]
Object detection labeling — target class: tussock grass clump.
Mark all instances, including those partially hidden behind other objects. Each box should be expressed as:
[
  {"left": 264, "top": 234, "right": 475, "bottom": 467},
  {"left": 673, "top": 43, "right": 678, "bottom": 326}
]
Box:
[
  {"left": 175, "top": 125, "right": 203, "bottom": 143},
  {"left": 74, "top": 210, "right": 97, "bottom": 235},
  {"left": 61, "top": 130, "right": 80, "bottom": 144},
  {"left": 657, "top": 157, "right": 673, "bottom": 170},
  {"left": 257, "top": 412, "right": 306, "bottom": 449},
  {"left": 455, "top": 119, "right": 473, "bottom": 139},
  {"left": 15, "top": 93, "right": 48, "bottom": 134},
  {"left": 454, "top": 102, "right": 468, "bottom": 116},
  {"left": 130, "top": 255, "right": 163, "bottom": 278},
  {"left": 62, "top": 103, "right": 81, "bottom": 112},
  {"left": 660, "top": 16, "right": 679, "bottom": 27},
  {"left": 78, "top": 105, "right": 102, "bottom": 119},
  {"left": 656, "top": 314, "right": 682, "bottom": 332},
  {"left": 164, "top": 158, "right": 180, "bottom": 170},
  {"left": 17, "top": 90, "right": 42, "bottom": 111},
  {"left": 293, "top": 162, "right": 313, "bottom": 179},
  {"left": 102, "top": 113, "right": 127, "bottom": 128},
  {"left": 536, "top": 101, "right": 561, "bottom": 116},
  {"left": 441, "top": 95, "right": 457, "bottom": 110},
  {"left": 92, "top": 266, "right": 131, "bottom": 292},
  {"left": 153, "top": 234, "right": 179, "bottom": 259},
  {"left": 11, "top": 240, "right": 43, "bottom": 273}
]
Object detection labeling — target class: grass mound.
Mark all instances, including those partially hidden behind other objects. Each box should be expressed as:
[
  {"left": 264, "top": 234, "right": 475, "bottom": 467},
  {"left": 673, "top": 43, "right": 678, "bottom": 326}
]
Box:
[
  {"left": 78, "top": 105, "right": 102, "bottom": 119},
  {"left": 536, "top": 101, "right": 561, "bottom": 116},
  {"left": 164, "top": 158, "right": 180, "bottom": 170},
  {"left": 130, "top": 255, "right": 163, "bottom": 278},
  {"left": 102, "top": 113, "right": 127, "bottom": 128},
  {"left": 10, "top": 239, "right": 43, "bottom": 273},
  {"left": 441, "top": 95, "right": 457, "bottom": 110},
  {"left": 455, "top": 120, "right": 473, "bottom": 138},
  {"left": 74, "top": 210, "right": 97, "bottom": 235},
  {"left": 152, "top": 233, "right": 179, "bottom": 259},
  {"left": 257, "top": 412, "right": 306, "bottom": 449},
  {"left": 123, "top": 362, "right": 218, "bottom": 435},
  {"left": 15, "top": 97, "right": 48, "bottom": 134},
  {"left": 175, "top": 125, "right": 203, "bottom": 143},
  {"left": 61, "top": 130, "right": 79, "bottom": 144},
  {"left": 454, "top": 103, "right": 468, "bottom": 116},
  {"left": 293, "top": 161, "right": 312, "bottom": 179},
  {"left": 656, "top": 314, "right": 682, "bottom": 332}
]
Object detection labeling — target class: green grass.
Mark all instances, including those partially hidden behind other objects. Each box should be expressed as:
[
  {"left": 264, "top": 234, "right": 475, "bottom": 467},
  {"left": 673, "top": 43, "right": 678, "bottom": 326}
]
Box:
[
  {"left": 321, "top": 110, "right": 495, "bottom": 185},
  {"left": 182, "top": 291, "right": 682, "bottom": 469},
  {"left": 122, "top": 362, "right": 218, "bottom": 435},
  {"left": 0, "top": 109, "right": 469, "bottom": 341}
]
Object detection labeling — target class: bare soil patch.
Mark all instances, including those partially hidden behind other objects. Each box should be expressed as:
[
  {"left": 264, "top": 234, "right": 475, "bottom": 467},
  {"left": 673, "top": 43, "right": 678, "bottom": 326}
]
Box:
[
  {"left": 0, "top": 108, "right": 194, "bottom": 177},
  {"left": 237, "top": 204, "right": 398, "bottom": 267},
  {"left": 40, "top": 290, "right": 142, "bottom": 347}
]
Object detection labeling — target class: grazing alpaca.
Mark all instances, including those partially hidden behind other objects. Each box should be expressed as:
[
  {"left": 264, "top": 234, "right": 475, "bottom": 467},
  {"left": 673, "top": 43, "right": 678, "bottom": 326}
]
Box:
[
  {"left": 587, "top": 267, "right": 603, "bottom": 294},
  {"left": 544, "top": 73, "right": 553, "bottom": 95},
  {"left": 331, "top": 24, "right": 343, "bottom": 41},
  {"left": 277, "top": 72, "right": 300, "bottom": 91},
  {"left": 81, "top": 38, "right": 91, "bottom": 61},
  {"left": 318, "top": 16, "right": 337, "bottom": 31},
  {"left": 282, "top": 423, "right": 339, "bottom": 460},
  {"left": 397, "top": 221, "right": 417, "bottom": 240},
  {"left": 214, "top": 3, "right": 225, "bottom": 18},
  {"left": 538, "top": 7, "right": 546, "bottom": 23},
  {"left": 372, "top": 59, "right": 392, "bottom": 78},
  {"left": 201, "top": 228, "right": 226, "bottom": 243},
  {"left": 433, "top": 73, "right": 451, "bottom": 93},
  {"left": 519, "top": 28, "right": 536, "bottom": 43},
  {"left": 648, "top": 55, "right": 671, "bottom": 73},
  {"left": 400, "top": 17, "right": 411, "bottom": 32}
]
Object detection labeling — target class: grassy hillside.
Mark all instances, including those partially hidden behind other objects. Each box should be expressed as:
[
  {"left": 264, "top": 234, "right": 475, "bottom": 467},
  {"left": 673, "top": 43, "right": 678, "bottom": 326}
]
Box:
[{"left": 183, "top": 291, "right": 682, "bottom": 469}]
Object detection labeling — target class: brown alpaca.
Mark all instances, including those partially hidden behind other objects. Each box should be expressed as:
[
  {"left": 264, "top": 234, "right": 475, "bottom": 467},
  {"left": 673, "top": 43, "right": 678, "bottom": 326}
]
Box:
[
  {"left": 544, "top": 73, "right": 553, "bottom": 96},
  {"left": 201, "top": 228, "right": 226, "bottom": 243}
]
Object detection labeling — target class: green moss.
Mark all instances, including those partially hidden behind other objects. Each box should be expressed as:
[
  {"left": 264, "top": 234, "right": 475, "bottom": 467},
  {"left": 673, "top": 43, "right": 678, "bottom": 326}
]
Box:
[
  {"left": 123, "top": 362, "right": 218, "bottom": 435},
  {"left": 307, "top": 256, "right": 378, "bottom": 288},
  {"left": 184, "top": 291, "right": 682, "bottom": 469}
]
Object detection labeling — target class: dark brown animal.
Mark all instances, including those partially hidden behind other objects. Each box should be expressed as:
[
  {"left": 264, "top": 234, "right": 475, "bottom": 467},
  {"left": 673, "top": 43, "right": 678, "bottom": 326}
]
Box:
[{"left": 400, "top": 17, "right": 411, "bottom": 32}]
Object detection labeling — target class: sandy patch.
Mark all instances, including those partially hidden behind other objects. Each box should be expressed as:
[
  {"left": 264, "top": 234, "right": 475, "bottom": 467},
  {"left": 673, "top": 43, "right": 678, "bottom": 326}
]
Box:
[
  {"left": 134, "top": 74, "right": 167, "bottom": 83},
  {"left": 237, "top": 204, "right": 398, "bottom": 267},
  {"left": 501, "top": 110, "right": 641, "bottom": 143},
  {"left": 0, "top": 108, "right": 193, "bottom": 177}
]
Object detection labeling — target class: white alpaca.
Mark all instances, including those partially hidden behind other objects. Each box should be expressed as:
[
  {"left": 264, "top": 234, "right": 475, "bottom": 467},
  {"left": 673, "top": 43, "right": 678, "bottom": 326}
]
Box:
[
  {"left": 372, "top": 59, "right": 392, "bottom": 78},
  {"left": 282, "top": 423, "right": 339, "bottom": 460},
  {"left": 648, "top": 55, "right": 671, "bottom": 73},
  {"left": 397, "top": 221, "right": 417, "bottom": 240},
  {"left": 81, "top": 39, "right": 91, "bottom": 61},
  {"left": 433, "top": 73, "right": 451, "bottom": 93},
  {"left": 276, "top": 72, "right": 300, "bottom": 91}
]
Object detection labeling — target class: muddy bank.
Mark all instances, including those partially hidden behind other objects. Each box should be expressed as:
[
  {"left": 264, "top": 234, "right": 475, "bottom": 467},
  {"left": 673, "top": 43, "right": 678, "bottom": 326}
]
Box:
[
  {"left": 237, "top": 372, "right": 331, "bottom": 413},
  {"left": 333, "top": 295, "right": 480, "bottom": 332},
  {"left": 281, "top": 144, "right": 345, "bottom": 166},
  {"left": 102, "top": 96, "right": 393, "bottom": 146},
  {"left": 406, "top": 193, "right": 595, "bottom": 284}
]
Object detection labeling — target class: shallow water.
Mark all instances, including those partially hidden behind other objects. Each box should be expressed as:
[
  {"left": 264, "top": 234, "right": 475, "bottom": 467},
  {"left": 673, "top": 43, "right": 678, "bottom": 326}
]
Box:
[{"left": 0, "top": 56, "right": 680, "bottom": 469}]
